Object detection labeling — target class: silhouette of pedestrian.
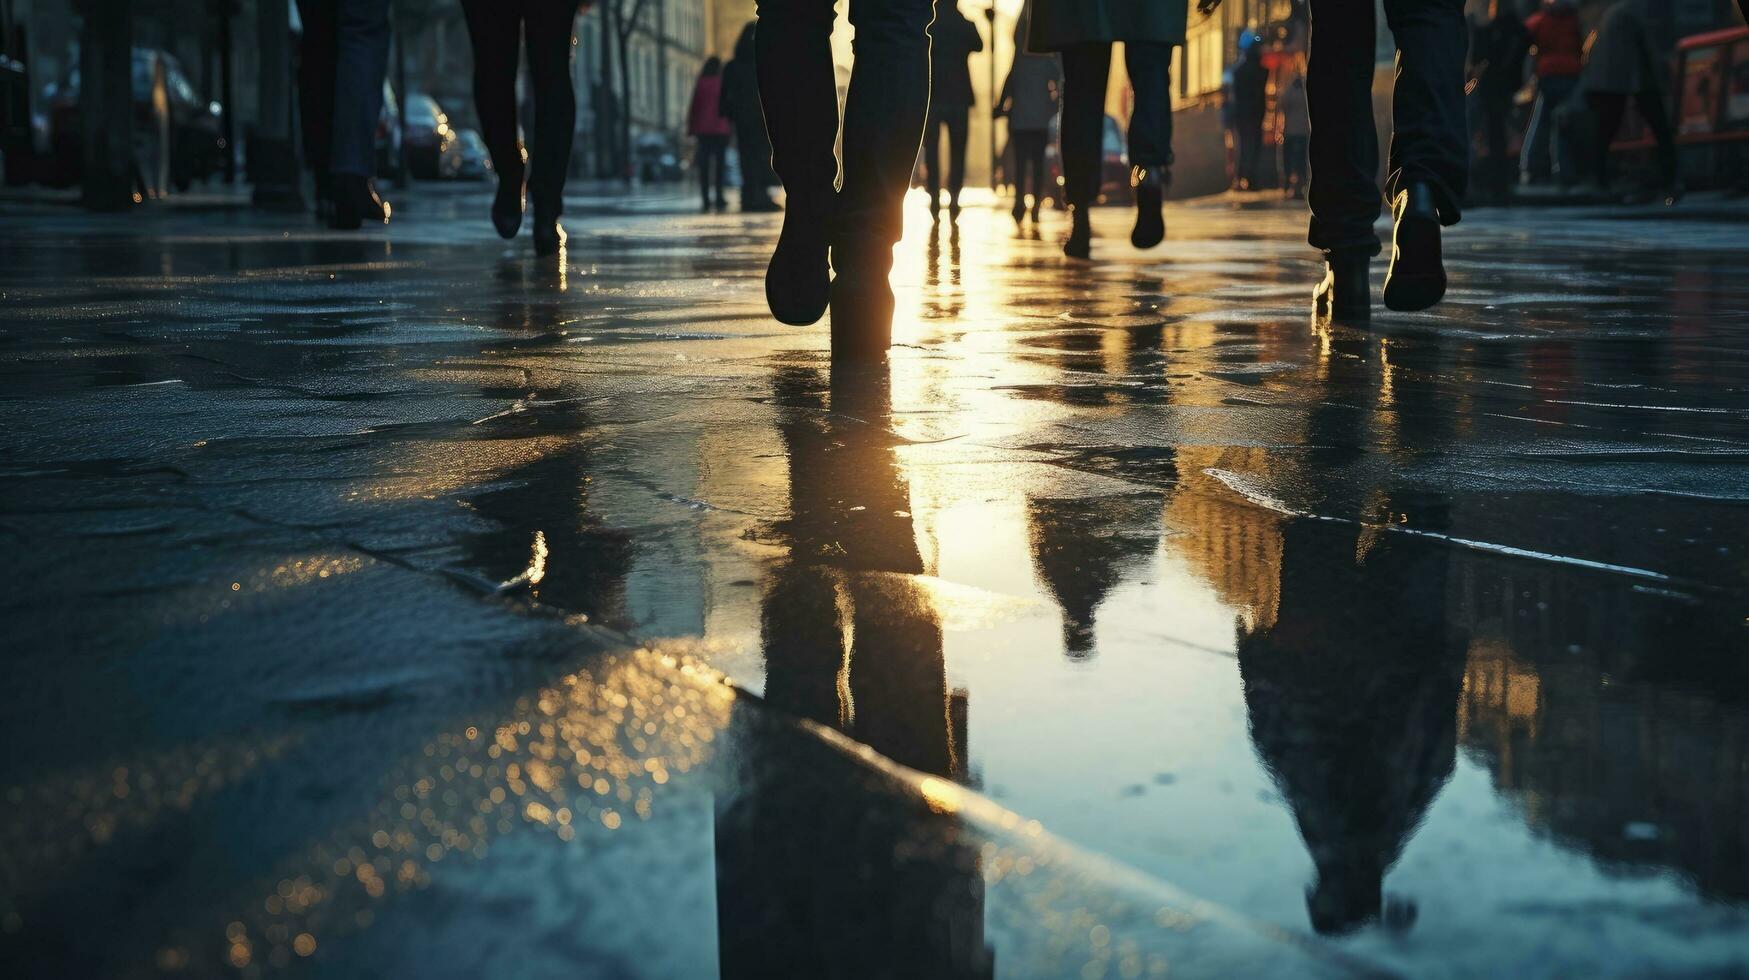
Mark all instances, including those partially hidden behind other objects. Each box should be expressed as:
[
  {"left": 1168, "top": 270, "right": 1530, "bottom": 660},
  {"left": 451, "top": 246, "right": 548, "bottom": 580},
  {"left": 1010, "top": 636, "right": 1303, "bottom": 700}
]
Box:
[
  {"left": 922, "top": 0, "right": 984, "bottom": 223},
  {"left": 1031, "top": 0, "right": 1188, "bottom": 259},
  {"left": 1520, "top": 0, "right": 1583, "bottom": 186},
  {"left": 996, "top": 16, "right": 1060, "bottom": 225},
  {"left": 1584, "top": 0, "right": 1683, "bottom": 205},
  {"left": 689, "top": 57, "right": 732, "bottom": 213},
  {"left": 756, "top": 0, "right": 932, "bottom": 344},
  {"left": 1249, "top": 0, "right": 1468, "bottom": 318},
  {"left": 462, "top": 0, "right": 589, "bottom": 256},
  {"left": 1231, "top": 30, "right": 1267, "bottom": 190},
  {"left": 1466, "top": 0, "right": 1525, "bottom": 204},
  {"left": 1278, "top": 68, "right": 1309, "bottom": 199},
  {"left": 720, "top": 23, "right": 779, "bottom": 212}
]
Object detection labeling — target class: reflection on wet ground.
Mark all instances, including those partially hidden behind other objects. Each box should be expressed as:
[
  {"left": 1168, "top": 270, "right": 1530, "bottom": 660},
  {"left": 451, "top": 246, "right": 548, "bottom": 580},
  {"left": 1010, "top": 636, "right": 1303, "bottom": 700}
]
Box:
[{"left": 1, "top": 194, "right": 1747, "bottom": 977}]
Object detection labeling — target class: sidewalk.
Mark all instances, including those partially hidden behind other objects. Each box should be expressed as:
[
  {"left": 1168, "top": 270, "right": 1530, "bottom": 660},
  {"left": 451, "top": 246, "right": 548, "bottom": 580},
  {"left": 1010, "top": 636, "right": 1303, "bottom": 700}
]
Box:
[{"left": 1172, "top": 183, "right": 1749, "bottom": 221}]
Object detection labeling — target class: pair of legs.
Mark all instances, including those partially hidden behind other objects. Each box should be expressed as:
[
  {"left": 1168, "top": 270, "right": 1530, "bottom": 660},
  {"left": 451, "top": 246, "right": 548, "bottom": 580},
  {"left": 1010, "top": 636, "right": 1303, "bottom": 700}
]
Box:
[
  {"left": 297, "top": 0, "right": 389, "bottom": 227},
  {"left": 1473, "top": 95, "right": 1512, "bottom": 199},
  {"left": 462, "top": 0, "right": 580, "bottom": 248},
  {"left": 1281, "top": 134, "right": 1308, "bottom": 196},
  {"left": 1588, "top": 90, "right": 1679, "bottom": 193},
  {"left": 1058, "top": 40, "right": 1173, "bottom": 256},
  {"left": 755, "top": 0, "right": 932, "bottom": 338},
  {"left": 920, "top": 105, "right": 968, "bottom": 216},
  {"left": 1010, "top": 127, "right": 1048, "bottom": 220},
  {"left": 697, "top": 134, "right": 729, "bottom": 209},
  {"left": 1235, "top": 117, "right": 1263, "bottom": 188},
  {"left": 1308, "top": 0, "right": 1466, "bottom": 313},
  {"left": 1520, "top": 74, "right": 1577, "bottom": 184}
]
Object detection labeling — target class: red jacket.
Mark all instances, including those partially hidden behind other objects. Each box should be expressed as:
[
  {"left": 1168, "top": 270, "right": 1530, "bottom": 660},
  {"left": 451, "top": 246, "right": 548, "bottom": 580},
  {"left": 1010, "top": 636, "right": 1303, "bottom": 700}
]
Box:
[
  {"left": 687, "top": 76, "right": 731, "bottom": 137},
  {"left": 1524, "top": 6, "right": 1583, "bottom": 78}
]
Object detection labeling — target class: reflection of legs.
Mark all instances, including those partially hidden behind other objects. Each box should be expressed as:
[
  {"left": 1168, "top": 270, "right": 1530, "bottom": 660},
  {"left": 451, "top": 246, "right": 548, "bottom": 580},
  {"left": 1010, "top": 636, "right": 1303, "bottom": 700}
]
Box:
[
  {"left": 523, "top": 0, "right": 580, "bottom": 221},
  {"left": 754, "top": 0, "right": 839, "bottom": 323},
  {"left": 921, "top": 111, "right": 943, "bottom": 213},
  {"left": 1307, "top": 0, "right": 1380, "bottom": 255},
  {"left": 944, "top": 106, "right": 968, "bottom": 210},
  {"left": 847, "top": 575, "right": 952, "bottom": 777},
  {"left": 761, "top": 564, "right": 849, "bottom": 729},
  {"left": 1382, "top": 0, "right": 1468, "bottom": 218}
]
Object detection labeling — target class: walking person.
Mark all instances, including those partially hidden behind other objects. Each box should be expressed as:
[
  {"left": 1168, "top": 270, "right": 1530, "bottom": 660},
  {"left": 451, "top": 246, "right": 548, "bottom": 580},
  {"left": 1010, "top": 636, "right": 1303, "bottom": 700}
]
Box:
[
  {"left": 755, "top": 0, "right": 933, "bottom": 343},
  {"left": 1519, "top": 0, "right": 1582, "bottom": 186},
  {"left": 1270, "top": 0, "right": 1468, "bottom": 318},
  {"left": 462, "top": 0, "right": 589, "bottom": 256},
  {"left": 689, "top": 57, "right": 732, "bottom": 212},
  {"left": 1231, "top": 30, "right": 1267, "bottom": 190},
  {"left": 1031, "top": 0, "right": 1189, "bottom": 259},
  {"left": 720, "top": 23, "right": 778, "bottom": 212},
  {"left": 1583, "top": 0, "right": 1682, "bottom": 205},
  {"left": 1277, "top": 67, "right": 1309, "bottom": 199},
  {"left": 327, "top": 0, "right": 393, "bottom": 229},
  {"left": 295, "top": 0, "right": 339, "bottom": 222},
  {"left": 1467, "top": 0, "right": 1524, "bottom": 203},
  {"left": 922, "top": 0, "right": 984, "bottom": 223},
  {"left": 996, "top": 15, "right": 1060, "bottom": 225}
]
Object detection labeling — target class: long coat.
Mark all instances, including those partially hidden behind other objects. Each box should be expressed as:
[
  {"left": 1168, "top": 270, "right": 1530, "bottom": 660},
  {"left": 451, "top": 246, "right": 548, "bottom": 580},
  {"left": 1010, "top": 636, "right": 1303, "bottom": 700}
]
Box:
[
  {"left": 1583, "top": 0, "right": 1666, "bottom": 96},
  {"left": 1025, "top": 0, "right": 1188, "bottom": 52},
  {"left": 931, "top": 4, "right": 986, "bottom": 109}
]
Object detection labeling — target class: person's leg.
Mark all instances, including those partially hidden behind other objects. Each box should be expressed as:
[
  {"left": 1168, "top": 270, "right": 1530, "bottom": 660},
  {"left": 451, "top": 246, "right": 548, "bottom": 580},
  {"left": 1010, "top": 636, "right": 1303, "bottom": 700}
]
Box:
[
  {"left": 462, "top": 0, "right": 521, "bottom": 180},
  {"left": 1544, "top": 76, "right": 1576, "bottom": 184},
  {"left": 1125, "top": 41, "right": 1172, "bottom": 248},
  {"left": 1588, "top": 92, "right": 1626, "bottom": 188},
  {"left": 523, "top": 0, "right": 580, "bottom": 230},
  {"left": 295, "top": 0, "right": 339, "bottom": 205},
  {"left": 329, "top": 0, "right": 391, "bottom": 227},
  {"left": 922, "top": 110, "right": 943, "bottom": 214},
  {"left": 1058, "top": 42, "right": 1110, "bottom": 257},
  {"left": 1381, "top": 0, "right": 1467, "bottom": 221},
  {"left": 1307, "top": 0, "right": 1379, "bottom": 314},
  {"left": 945, "top": 106, "right": 968, "bottom": 211},
  {"left": 834, "top": 0, "right": 932, "bottom": 277},
  {"left": 1025, "top": 130, "right": 1047, "bottom": 215},
  {"left": 755, "top": 0, "right": 840, "bottom": 324},
  {"left": 697, "top": 137, "right": 715, "bottom": 207},
  {"left": 713, "top": 137, "right": 729, "bottom": 206},
  {"left": 1635, "top": 88, "right": 1680, "bottom": 192}
]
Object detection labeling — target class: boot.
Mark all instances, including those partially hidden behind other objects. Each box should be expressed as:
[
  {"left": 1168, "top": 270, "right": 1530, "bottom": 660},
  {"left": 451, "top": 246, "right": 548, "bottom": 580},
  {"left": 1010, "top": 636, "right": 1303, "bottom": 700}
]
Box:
[
  {"left": 828, "top": 233, "right": 895, "bottom": 360},
  {"left": 1064, "top": 206, "right": 1092, "bottom": 260},
  {"left": 766, "top": 191, "right": 834, "bottom": 325},
  {"left": 1314, "top": 249, "right": 1371, "bottom": 321},
  {"left": 532, "top": 209, "right": 566, "bottom": 257},
  {"left": 1130, "top": 165, "right": 1166, "bottom": 249},
  {"left": 1382, "top": 182, "right": 1445, "bottom": 312},
  {"left": 492, "top": 167, "right": 524, "bottom": 239},
  {"left": 330, "top": 174, "right": 389, "bottom": 230}
]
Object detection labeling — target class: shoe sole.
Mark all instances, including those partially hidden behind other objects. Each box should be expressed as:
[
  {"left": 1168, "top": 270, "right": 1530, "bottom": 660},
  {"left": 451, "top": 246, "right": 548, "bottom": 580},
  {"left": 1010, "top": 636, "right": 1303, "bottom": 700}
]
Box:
[{"left": 1383, "top": 216, "right": 1445, "bottom": 312}]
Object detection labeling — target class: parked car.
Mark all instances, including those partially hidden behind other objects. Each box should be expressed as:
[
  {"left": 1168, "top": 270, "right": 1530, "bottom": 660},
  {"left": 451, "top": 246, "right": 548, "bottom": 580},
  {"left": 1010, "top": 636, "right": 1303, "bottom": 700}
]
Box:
[
  {"left": 401, "top": 93, "right": 452, "bottom": 179},
  {"left": 43, "top": 48, "right": 223, "bottom": 192},
  {"left": 635, "top": 133, "right": 682, "bottom": 183},
  {"left": 439, "top": 127, "right": 491, "bottom": 180}
]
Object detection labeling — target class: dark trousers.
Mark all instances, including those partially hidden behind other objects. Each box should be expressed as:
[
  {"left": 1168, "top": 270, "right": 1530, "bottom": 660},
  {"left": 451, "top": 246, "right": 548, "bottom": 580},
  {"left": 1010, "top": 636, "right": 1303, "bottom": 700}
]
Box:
[
  {"left": 921, "top": 104, "right": 968, "bottom": 206},
  {"left": 1282, "top": 133, "right": 1309, "bottom": 190},
  {"left": 1474, "top": 94, "right": 1512, "bottom": 198},
  {"left": 1235, "top": 116, "right": 1263, "bottom": 187},
  {"left": 1059, "top": 41, "right": 1172, "bottom": 209},
  {"left": 295, "top": 0, "right": 338, "bottom": 183},
  {"left": 1011, "top": 127, "right": 1048, "bottom": 211},
  {"left": 1588, "top": 91, "right": 1677, "bottom": 188},
  {"left": 1307, "top": 0, "right": 1467, "bottom": 254},
  {"left": 331, "top": 0, "right": 390, "bottom": 178},
  {"left": 697, "top": 133, "right": 728, "bottom": 205},
  {"left": 462, "top": 0, "right": 580, "bottom": 217},
  {"left": 755, "top": 0, "right": 931, "bottom": 255}
]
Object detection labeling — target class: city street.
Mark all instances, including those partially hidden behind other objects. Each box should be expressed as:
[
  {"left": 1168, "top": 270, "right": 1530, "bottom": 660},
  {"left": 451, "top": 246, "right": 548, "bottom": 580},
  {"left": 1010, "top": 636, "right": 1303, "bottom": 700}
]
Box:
[{"left": 2, "top": 188, "right": 1747, "bottom": 978}]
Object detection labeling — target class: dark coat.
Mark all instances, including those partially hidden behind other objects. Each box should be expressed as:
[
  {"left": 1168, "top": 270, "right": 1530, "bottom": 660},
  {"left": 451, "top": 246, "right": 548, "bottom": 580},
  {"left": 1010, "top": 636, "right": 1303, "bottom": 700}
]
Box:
[
  {"left": 931, "top": 4, "right": 985, "bottom": 109},
  {"left": 1025, "top": 0, "right": 1188, "bottom": 51}
]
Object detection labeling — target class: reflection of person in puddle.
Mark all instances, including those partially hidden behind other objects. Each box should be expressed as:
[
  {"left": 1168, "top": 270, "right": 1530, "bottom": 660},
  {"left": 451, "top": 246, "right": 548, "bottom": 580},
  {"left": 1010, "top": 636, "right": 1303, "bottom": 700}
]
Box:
[
  {"left": 714, "top": 359, "right": 991, "bottom": 979},
  {"left": 1239, "top": 334, "right": 1464, "bottom": 935}
]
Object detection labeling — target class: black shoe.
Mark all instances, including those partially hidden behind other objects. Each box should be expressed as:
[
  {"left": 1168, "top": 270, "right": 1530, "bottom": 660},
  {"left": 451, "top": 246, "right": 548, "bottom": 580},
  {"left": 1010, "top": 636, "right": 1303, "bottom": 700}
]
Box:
[
  {"left": 532, "top": 214, "right": 566, "bottom": 257},
  {"left": 767, "top": 196, "right": 833, "bottom": 325},
  {"left": 928, "top": 196, "right": 941, "bottom": 224},
  {"left": 492, "top": 173, "right": 524, "bottom": 239},
  {"left": 1314, "top": 250, "right": 1371, "bottom": 321},
  {"left": 1382, "top": 182, "right": 1445, "bottom": 312},
  {"left": 1064, "top": 206, "right": 1092, "bottom": 260},
  {"left": 330, "top": 174, "right": 389, "bottom": 230},
  {"left": 1130, "top": 166, "right": 1166, "bottom": 249},
  {"left": 828, "top": 244, "right": 895, "bottom": 362}
]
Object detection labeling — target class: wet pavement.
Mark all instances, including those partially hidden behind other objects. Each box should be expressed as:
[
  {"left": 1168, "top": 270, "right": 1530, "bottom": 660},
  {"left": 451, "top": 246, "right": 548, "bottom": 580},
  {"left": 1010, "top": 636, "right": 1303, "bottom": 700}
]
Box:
[{"left": 2, "top": 189, "right": 1748, "bottom": 978}]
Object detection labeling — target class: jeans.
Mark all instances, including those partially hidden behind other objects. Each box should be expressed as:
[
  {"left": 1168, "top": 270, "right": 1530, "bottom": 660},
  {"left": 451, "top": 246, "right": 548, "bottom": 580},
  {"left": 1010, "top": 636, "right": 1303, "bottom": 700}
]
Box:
[
  {"left": 754, "top": 0, "right": 932, "bottom": 254},
  {"left": 1059, "top": 41, "right": 1172, "bottom": 209},
  {"left": 1010, "top": 127, "right": 1048, "bottom": 212},
  {"left": 921, "top": 105, "right": 968, "bottom": 207},
  {"left": 697, "top": 133, "right": 729, "bottom": 205},
  {"left": 1520, "top": 74, "right": 1577, "bottom": 183},
  {"left": 330, "top": 0, "right": 390, "bottom": 178},
  {"left": 1307, "top": 0, "right": 1467, "bottom": 254},
  {"left": 295, "top": 0, "right": 338, "bottom": 180},
  {"left": 462, "top": 0, "right": 581, "bottom": 217}
]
